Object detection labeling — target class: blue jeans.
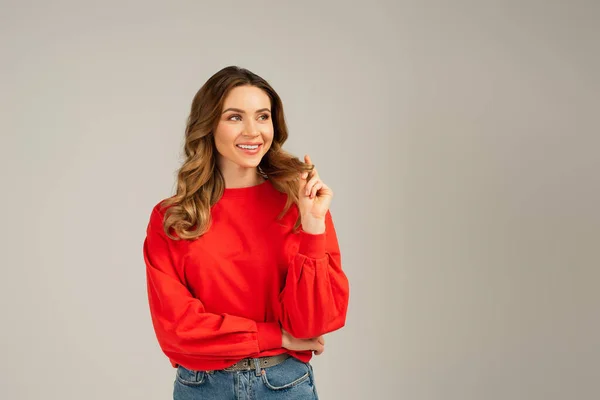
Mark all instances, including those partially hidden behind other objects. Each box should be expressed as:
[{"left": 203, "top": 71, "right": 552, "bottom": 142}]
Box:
[{"left": 173, "top": 356, "right": 319, "bottom": 399}]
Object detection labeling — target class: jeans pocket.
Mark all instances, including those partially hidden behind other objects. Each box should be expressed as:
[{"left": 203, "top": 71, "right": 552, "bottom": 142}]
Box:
[
  {"left": 261, "top": 357, "right": 310, "bottom": 391},
  {"left": 175, "top": 365, "right": 208, "bottom": 387}
]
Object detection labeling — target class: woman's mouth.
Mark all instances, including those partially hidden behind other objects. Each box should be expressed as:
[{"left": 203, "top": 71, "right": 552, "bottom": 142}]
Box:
[{"left": 236, "top": 143, "right": 262, "bottom": 155}]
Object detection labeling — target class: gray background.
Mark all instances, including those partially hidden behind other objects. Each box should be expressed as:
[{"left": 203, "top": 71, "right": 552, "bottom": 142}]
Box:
[{"left": 1, "top": 0, "right": 598, "bottom": 399}]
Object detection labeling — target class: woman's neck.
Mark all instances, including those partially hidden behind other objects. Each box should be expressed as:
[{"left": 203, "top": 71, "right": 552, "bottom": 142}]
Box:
[{"left": 220, "top": 167, "right": 265, "bottom": 189}]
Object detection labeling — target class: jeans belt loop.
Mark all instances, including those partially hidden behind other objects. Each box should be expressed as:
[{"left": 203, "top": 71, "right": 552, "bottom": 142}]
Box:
[{"left": 253, "top": 358, "right": 262, "bottom": 376}]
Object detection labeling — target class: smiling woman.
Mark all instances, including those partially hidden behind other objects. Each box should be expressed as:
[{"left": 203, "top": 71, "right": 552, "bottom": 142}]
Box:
[
  {"left": 214, "top": 86, "right": 275, "bottom": 180},
  {"left": 142, "top": 66, "right": 350, "bottom": 400}
]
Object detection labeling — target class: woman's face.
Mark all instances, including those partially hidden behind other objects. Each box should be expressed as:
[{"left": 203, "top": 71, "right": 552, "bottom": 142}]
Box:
[{"left": 214, "top": 85, "right": 274, "bottom": 172}]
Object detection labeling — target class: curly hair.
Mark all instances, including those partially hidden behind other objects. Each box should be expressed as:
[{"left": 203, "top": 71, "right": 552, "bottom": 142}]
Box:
[{"left": 159, "top": 66, "right": 314, "bottom": 240}]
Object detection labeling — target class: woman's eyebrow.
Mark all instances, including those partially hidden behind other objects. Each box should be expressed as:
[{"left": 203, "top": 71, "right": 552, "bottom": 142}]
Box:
[{"left": 222, "top": 107, "right": 271, "bottom": 114}]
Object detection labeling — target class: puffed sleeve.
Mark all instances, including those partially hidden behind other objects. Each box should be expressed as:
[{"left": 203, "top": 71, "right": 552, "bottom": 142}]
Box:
[{"left": 278, "top": 210, "right": 350, "bottom": 338}]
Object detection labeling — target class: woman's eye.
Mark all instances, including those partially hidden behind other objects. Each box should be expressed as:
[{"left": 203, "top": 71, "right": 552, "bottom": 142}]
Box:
[{"left": 228, "top": 114, "right": 269, "bottom": 121}]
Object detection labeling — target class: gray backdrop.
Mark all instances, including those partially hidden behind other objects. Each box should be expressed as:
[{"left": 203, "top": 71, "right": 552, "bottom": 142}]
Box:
[{"left": 1, "top": 0, "right": 598, "bottom": 399}]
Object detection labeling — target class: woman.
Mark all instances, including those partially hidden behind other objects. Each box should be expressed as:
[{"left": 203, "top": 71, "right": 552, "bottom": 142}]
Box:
[{"left": 143, "top": 65, "right": 350, "bottom": 399}]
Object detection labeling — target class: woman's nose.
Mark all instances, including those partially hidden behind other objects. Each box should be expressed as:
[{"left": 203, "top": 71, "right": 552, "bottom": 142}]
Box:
[{"left": 242, "top": 120, "right": 260, "bottom": 137}]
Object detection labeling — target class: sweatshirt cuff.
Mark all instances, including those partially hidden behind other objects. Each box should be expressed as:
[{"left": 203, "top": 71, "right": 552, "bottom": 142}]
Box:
[
  {"left": 298, "top": 230, "right": 327, "bottom": 259},
  {"left": 257, "top": 322, "right": 282, "bottom": 351}
]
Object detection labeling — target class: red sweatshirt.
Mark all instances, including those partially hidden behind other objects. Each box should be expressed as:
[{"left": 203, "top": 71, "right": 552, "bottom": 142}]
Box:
[{"left": 143, "top": 179, "right": 350, "bottom": 371}]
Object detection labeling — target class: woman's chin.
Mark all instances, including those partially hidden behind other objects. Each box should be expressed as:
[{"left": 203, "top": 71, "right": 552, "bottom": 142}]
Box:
[
  {"left": 233, "top": 159, "right": 261, "bottom": 169},
  {"left": 235, "top": 154, "right": 265, "bottom": 167}
]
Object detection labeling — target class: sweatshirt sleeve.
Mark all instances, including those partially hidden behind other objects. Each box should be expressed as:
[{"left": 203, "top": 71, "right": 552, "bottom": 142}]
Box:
[
  {"left": 143, "top": 205, "right": 282, "bottom": 362},
  {"left": 277, "top": 209, "right": 350, "bottom": 339}
]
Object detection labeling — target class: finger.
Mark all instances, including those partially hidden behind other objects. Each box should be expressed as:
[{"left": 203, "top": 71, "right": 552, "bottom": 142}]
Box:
[
  {"left": 299, "top": 171, "right": 309, "bottom": 185},
  {"left": 315, "top": 182, "right": 333, "bottom": 199},
  {"left": 301, "top": 168, "right": 317, "bottom": 183},
  {"left": 314, "top": 341, "right": 325, "bottom": 354},
  {"left": 305, "top": 176, "right": 320, "bottom": 196},
  {"left": 317, "top": 335, "right": 325, "bottom": 345},
  {"left": 298, "top": 171, "right": 310, "bottom": 199},
  {"left": 305, "top": 179, "right": 319, "bottom": 197},
  {"left": 310, "top": 181, "right": 324, "bottom": 199},
  {"left": 304, "top": 155, "right": 318, "bottom": 180}
]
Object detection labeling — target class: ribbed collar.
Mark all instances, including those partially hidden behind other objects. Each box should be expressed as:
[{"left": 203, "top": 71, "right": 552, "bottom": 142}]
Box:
[{"left": 220, "top": 178, "right": 272, "bottom": 199}]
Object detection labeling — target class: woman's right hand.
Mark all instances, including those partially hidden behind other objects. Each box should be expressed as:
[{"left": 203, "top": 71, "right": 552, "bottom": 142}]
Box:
[{"left": 281, "top": 328, "right": 325, "bottom": 355}]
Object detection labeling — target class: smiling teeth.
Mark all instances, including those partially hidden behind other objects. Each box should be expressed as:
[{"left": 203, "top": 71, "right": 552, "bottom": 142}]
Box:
[{"left": 237, "top": 144, "right": 259, "bottom": 149}]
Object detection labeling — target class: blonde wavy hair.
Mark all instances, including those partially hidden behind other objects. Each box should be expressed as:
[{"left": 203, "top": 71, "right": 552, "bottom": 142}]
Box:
[{"left": 159, "top": 66, "right": 314, "bottom": 240}]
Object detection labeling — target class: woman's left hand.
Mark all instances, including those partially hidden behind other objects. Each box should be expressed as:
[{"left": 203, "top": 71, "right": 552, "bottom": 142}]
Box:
[{"left": 298, "top": 154, "right": 333, "bottom": 234}]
